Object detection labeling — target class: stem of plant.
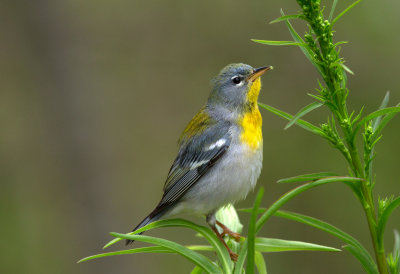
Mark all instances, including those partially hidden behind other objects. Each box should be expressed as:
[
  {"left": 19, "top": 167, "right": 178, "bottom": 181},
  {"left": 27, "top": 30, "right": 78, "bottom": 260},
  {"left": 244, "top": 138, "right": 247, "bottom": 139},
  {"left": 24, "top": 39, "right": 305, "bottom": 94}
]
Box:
[
  {"left": 294, "top": 0, "right": 389, "bottom": 272},
  {"left": 347, "top": 135, "right": 388, "bottom": 273}
]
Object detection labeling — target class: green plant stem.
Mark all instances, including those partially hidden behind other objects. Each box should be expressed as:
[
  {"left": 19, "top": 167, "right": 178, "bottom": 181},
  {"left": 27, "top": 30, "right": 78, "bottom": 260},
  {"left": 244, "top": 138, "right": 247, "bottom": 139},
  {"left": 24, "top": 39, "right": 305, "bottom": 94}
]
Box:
[
  {"left": 362, "top": 189, "right": 388, "bottom": 274},
  {"left": 339, "top": 75, "right": 388, "bottom": 274},
  {"left": 344, "top": 125, "right": 388, "bottom": 273},
  {"left": 294, "top": 0, "right": 389, "bottom": 272}
]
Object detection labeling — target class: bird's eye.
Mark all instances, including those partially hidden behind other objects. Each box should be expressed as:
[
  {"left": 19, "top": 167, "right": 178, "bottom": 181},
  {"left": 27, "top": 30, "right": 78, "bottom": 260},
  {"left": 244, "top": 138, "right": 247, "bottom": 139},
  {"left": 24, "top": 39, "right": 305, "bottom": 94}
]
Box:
[{"left": 231, "top": 76, "right": 242, "bottom": 85}]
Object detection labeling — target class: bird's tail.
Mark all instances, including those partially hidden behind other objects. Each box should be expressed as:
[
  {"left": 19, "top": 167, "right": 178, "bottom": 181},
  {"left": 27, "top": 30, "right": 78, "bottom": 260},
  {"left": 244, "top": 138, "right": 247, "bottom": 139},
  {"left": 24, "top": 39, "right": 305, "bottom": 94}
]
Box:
[{"left": 125, "top": 208, "right": 165, "bottom": 245}]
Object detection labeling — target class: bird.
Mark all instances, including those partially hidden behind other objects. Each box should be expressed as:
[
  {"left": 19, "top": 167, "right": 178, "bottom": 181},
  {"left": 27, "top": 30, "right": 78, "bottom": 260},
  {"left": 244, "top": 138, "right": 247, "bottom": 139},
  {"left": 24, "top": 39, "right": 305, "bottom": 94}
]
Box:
[{"left": 126, "top": 63, "right": 272, "bottom": 260}]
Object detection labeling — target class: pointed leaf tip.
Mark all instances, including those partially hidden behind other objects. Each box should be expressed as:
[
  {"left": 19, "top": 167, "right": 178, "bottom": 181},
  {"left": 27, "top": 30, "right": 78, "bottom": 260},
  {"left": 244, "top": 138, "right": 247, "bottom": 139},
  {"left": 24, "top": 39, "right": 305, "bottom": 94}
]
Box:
[{"left": 284, "top": 102, "right": 323, "bottom": 130}]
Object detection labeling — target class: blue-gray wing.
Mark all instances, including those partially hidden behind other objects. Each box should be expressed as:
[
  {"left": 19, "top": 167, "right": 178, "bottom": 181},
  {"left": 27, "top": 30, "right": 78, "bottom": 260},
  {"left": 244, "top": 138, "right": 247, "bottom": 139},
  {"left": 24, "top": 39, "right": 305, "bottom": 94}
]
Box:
[{"left": 158, "top": 123, "right": 231, "bottom": 209}]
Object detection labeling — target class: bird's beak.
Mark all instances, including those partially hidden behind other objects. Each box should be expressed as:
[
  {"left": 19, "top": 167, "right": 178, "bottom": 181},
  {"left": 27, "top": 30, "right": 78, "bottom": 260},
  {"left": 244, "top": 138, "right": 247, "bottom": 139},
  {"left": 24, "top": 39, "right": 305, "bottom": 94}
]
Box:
[{"left": 247, "top": 66, "right": 273, "bottom": 82}]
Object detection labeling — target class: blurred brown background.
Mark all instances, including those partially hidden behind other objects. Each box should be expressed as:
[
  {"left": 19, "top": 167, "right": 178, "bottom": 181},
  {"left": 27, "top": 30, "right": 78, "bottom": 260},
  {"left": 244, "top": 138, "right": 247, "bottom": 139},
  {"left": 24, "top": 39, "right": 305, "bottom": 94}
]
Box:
[{"left": 1, "top": 0, "right": 399, "bottom": 273}]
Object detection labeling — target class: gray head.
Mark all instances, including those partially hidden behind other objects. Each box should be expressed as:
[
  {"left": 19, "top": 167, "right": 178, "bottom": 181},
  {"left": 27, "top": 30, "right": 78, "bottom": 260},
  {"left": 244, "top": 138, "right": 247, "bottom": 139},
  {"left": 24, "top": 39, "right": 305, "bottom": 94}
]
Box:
[{"left": 207, "top": 63, "right": 271, "bottom": 113}]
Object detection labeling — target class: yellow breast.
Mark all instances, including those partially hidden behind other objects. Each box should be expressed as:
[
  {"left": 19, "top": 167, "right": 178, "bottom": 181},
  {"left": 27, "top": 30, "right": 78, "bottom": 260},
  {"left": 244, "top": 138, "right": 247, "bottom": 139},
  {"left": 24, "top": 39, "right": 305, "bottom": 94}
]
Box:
[
  {"left": 240, "top": 106, "right": 262, "bottom": 151},
  {"left": 239, "top": 77, "right": 263, "bottom": 150}
]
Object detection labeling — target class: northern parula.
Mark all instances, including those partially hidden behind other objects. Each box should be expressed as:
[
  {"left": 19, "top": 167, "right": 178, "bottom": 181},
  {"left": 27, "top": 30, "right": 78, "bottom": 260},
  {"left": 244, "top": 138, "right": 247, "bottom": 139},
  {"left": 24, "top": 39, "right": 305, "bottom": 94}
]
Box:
[{"left": 127, "top": 63, "right": 272, "bottom": 260}]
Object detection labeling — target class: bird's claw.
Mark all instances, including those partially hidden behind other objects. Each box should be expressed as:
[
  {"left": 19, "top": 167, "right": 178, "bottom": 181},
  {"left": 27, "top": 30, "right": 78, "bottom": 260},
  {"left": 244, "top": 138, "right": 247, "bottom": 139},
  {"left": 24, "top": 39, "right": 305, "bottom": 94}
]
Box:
[
  {"left": 229, "top": 250, "right": 238, "bottom": 261},
  {"left": 216, "top": 220, "right": 242, "bottom": 242}
]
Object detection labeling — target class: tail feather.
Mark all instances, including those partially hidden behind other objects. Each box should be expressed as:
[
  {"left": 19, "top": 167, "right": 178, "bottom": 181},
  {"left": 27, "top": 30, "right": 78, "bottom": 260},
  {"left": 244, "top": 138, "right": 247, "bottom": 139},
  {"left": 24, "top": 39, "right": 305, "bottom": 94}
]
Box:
[{"left": 125, "top": 209, "right": 164, "bottom": 245}]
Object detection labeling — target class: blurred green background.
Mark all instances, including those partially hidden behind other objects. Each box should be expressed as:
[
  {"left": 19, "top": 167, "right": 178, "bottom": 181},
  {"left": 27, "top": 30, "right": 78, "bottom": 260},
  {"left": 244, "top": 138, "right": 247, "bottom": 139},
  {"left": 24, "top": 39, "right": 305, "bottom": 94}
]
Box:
[{"left": 1, "top": 0, "right": 399, "bottom": 273}]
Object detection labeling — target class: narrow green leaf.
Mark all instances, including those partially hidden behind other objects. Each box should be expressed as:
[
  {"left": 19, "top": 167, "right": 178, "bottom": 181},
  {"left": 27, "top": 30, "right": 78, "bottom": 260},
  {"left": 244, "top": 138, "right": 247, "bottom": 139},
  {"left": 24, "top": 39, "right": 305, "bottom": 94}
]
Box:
[
  {"left": 252, "top": 39, "right": 302, "bottom": 46},
  {"left": 307, "top": 93, "right": 325, "bottom": 102},
  {"left": 112, "top": 233, "right": 221, "bottom": 273},
  {"left": 256, "top": 177, "right": 363, "bottom": 233},
  {"left": 237, "top": 208, "right": 262, "bottom": 214},
  {"left": 234, "top": 241, "right": 248, "bottom": 274},
  {"left": 191, "top": 265, "right": 204, "bottom": 274},
  {"left": 258, "top": 102, "right": 326, "bottom": 138},
  {"left": 343, "top": 245, "right": 379, "bottom": 274},
  {"left": 78, "top": 246, "right": 173, "bottom": 263},
  {"left": 352, "top": 107, "right": 364, "bottom": 125},
  {"left": 377, "top": 197, "right": 400, "bottom": 247},
  {"left": 247, "top": 188, "right": 264, "bottom": 274},
  {"left": 394, "top": 230, "right": 400, "bottom": 259},
  {"left": 255, "top": 251, "right": 267, "bottom": 274},
  {"left": 274, "top": 210, "right": 377, "bottom": 273},
  {"left": 277, "top": 172, "right": 339, "bottom": 183},
  {"left": 329, "top": 0, "right": 339, "bottom": 21},
  {"left": 237, "top": 177, "right": 361, "bottom": 274},
  {"left": 255, "top": 237, "right": 340, "bottom": 252},
  {"left": 371, "top": 103, "right": 400, "bottom": 142},
  {"left": 187, "top": 245, "right": 214, "bottom": 252},
  {"left": 280, "top": 9, "right": 325, "bottom": 77},
  {"left": 84, "top": 244, "right": 213, "bottom": 266},
  {"left": 341, "top": 63, "right": 354, "bottom": 75},
  {"left": 390, "top": 230, "right": 400, "bottom": 274},
  {"left": 274, "top": 210, "right": 368, "bottom": 251},
  {"left": 372, "top": 91, "right": 390, "bottom": 132},
  {"left": 387, "top": 251, "right": 400, "bottom": 274},
  {"left": 332, "top": 0, "right": 364, "bottom": 25},
  {"left": 103, "top": 219, "right": 232, "bottom": 273},
  {"left": 284, "top": 102, "right": 324, "bottom": 130},
  {"left": 367, "top": 92, "right": 391, "bottom": 179},
  {"left": 353, "top": 107, "right": 400, "bottom": 137},
  {"left": 270, "top": 14, "right": 303, "bottom": 24},
  {"left": 334, "top": 41, "right": 349, "bottom": 47}
]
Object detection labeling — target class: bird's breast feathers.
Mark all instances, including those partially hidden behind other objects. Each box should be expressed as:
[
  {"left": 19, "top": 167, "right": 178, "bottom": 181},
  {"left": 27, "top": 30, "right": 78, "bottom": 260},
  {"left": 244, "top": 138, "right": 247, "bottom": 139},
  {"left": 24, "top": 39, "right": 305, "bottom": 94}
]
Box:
[{"left": 239, "top": 107, "right": 262, "bottom": 151}]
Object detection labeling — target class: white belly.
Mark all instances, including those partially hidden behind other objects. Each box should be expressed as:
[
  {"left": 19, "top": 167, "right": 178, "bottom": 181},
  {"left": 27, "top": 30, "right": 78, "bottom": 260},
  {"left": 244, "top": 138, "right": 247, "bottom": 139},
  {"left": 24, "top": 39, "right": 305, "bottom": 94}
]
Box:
[{"left": 168, "top": 140, "right": 263, "bottom": 216}]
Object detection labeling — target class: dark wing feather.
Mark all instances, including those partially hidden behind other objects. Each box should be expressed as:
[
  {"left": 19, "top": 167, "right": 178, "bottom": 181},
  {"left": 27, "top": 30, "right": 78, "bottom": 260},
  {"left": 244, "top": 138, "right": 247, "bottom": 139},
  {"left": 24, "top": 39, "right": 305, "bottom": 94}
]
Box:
[
  {"left": 126, "top": 118, "right": 231, "bottom": 245},
  {"left": 155, "top": 122, "right": 231, "bottom": 213}
]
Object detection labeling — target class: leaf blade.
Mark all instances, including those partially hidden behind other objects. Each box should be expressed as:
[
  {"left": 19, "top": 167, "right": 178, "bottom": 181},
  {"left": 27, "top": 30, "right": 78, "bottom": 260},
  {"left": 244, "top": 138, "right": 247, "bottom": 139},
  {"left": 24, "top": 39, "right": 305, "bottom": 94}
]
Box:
[
  {"left": 270, "top": 14, "right": 303, "bottom": 24},
  {"left": 332, "top": 0, "right": 364, "bottom": 25},
  {"left": 284, "top": 102, "right": 324, "bottom": 129},
  {"left": 258, "top": 102, "right": 326, "bottom": 137},
  {"left": 78, "top": 246, "right": 173, "bottom": 263},
  {"left": 255, "top": 237, "right": 340, "bottom": 252},
  {"left": 255, "top": 251, "right": 268, "bottom": 274},
  {"left": 371, "top": 103, "right": 400, "bottom": 142},
  {"left": 329, "top": 0, "right": 339, "bottom": 21},
  {"left": 103, "top": 219, "right": 232, "bottom": 273},
  {"left": 372, "top": 91, "right": 391, "bottom": 132},
  {"left": 343, "top": 245, "right": 379, "bottom": 274},
  {"left": 252, "top": 39, "right": 303, "bottom": 46},
  {"left": 256, "top": 177, "right": 363, "bottom": 233},
  {"left": 236, "top": 177, "right": 361, "bottom": 273},
  {"left": 274, "top": 210, "right": 377, "bottom": 273},
  {"left": 111, "top": 233, "right": 221, "bottom": 273},
  {"left": 190, "top": 265, "right": 203, "bottom": 274},
  {"left": 277, "top": 172, "right": 339, "bottom": 183},
  {"left": 246, "top": 188, "right": 264, "bottom": 274},
  {"left": 190, "top": 266, "right": 204, "bottom": 274},
  {"left": 353, "top": 107, "right": 400, "bottom": 136},
  {"left": 234, "top": 241, "right": 248, "bottom": 274},
  {"left": 377, "top": 196, "right": 400, "bottom": 247},
  {"left": 280, "top": 9, "right": 325, "bottom": 77}
]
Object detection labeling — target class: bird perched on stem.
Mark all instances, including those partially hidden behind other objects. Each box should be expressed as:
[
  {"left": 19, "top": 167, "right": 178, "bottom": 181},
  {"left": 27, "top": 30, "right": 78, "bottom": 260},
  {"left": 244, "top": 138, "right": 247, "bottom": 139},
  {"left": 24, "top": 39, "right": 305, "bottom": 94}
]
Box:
[{"left": 127, "top": 63, "right": 272, "bottom": 260}]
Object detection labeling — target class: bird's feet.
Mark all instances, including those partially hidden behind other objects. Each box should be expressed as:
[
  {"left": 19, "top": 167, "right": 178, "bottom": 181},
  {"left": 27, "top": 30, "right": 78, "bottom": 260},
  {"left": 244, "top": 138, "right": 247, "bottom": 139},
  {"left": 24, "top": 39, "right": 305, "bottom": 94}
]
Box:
[
  {"left": 209, "top": 220, "right": 242, "bottom": 261},
  {"left": 229, "top": 250, "right": 238, "bottom": 261},
  {"left": 216, "top": 220, "right": 241, "bottom": 242},
  {"left": 211, "top": 227, "right": 239, "bottom": 261}
]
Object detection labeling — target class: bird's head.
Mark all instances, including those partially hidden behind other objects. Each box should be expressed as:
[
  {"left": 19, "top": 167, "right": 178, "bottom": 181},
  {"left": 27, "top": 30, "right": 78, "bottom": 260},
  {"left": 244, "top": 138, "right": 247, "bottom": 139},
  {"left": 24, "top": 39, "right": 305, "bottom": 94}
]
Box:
[{"left": 208, "top": 63, "right": 272, "bottom": 113}]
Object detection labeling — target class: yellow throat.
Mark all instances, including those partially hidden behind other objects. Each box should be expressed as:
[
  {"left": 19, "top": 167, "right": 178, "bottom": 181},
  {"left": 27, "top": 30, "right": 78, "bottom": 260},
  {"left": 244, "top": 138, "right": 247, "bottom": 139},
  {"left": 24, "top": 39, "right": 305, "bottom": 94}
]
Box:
[{"left": 240, "top": 78, "right": 262, "bottom": 151}]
